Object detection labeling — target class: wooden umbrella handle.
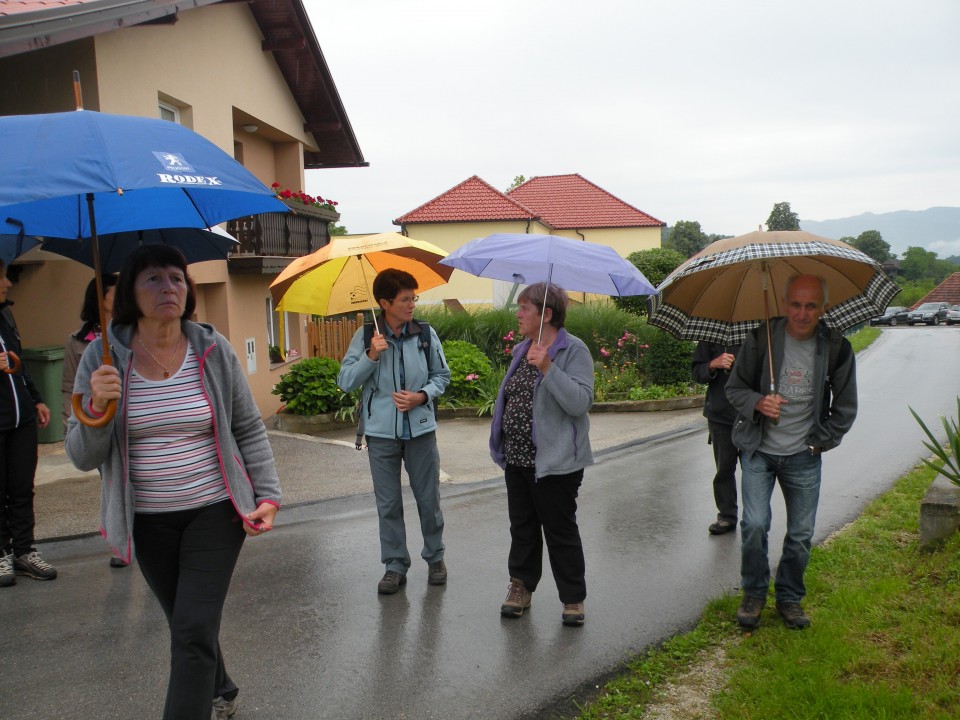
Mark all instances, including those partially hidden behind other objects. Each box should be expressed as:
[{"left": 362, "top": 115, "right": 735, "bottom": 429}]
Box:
[
  {"left": 1, "top": 351, "right": 20, "bottom": 374},
  {"left": 72, "top": 393, "right": 116, "bottom": 427}
]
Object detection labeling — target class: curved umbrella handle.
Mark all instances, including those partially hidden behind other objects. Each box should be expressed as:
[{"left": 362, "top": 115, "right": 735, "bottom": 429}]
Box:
[
  {"left": 1, "top": 351, "right": 21, "bottom": 374},
  {"left": 72, "top": 393, "right": 116, "bottom": 428}
]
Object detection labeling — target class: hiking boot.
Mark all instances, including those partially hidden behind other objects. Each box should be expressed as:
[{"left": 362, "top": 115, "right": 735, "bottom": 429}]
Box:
[
  {"left": 14, "top": 551, "right": 57, "bottom": 581},
  {"left": 377, "top": 570, "right": 407, "bottom": 595},
  {"left": 776, "top": 601, "right": 811, "bottom": 629},
  {"left": 211, "top": 694, "right": 238, "bottom": 719},
  {"left": 562, "top": 602, "right": 585, "bottom": 626},
  {"left": 500, "top": 578, "right": 532, "bottom": 618},
  {"left": 0, "top": 552, "right": 15, "bottom": 587},
  {"left": 427, "top": 559, "right": 447, "bottom": 586},
  {"left": 708, "top": 519, "right": 736, "bottom": 535},
  {"left": 736, "top": 594, "right": 765, "bottom": 630}
]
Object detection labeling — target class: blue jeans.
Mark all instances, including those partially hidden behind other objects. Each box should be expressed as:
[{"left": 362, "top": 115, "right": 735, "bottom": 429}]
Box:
[{"left": 740, "top": 449, "right": 822, "bottom": 603}]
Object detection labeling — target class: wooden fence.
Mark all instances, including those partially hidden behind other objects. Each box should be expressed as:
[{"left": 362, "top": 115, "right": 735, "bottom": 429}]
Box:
[{"left": 307, "top": 314, "right": 366, "bottom": 361}]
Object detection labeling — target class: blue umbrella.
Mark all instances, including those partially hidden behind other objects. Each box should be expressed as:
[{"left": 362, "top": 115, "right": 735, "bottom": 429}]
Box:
[
  {"left": 0, "top": 219, "right": 41, "bottom": 266},
  {"left": 0, "top": 109, "right": 287, "bottom": 239},
  {"left": 439, "top": 233, "right": 656, "bottom": 298},
  {"left": 0, "top": 108, "right": 288, "bottom": 425}
]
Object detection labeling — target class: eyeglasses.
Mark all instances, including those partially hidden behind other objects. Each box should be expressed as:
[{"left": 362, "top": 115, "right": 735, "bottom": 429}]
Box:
[{"left": 389, "top": 295, "right": 419, "bottom": 305}]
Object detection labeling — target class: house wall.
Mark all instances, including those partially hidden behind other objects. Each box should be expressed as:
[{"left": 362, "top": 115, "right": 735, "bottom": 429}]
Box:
[
  {"left": 2, "top": 3, "right": 318, "bottom": 418},
  {"left": 403, "top": 222, "right": 660, "bottom": 308}
]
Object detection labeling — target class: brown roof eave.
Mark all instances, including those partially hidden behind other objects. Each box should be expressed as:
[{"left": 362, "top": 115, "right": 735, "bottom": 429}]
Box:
[{"left": 251, "top": 0, "right": 366, "bottom": 168}]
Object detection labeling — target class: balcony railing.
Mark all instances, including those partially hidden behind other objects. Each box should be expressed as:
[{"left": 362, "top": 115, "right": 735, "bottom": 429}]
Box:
[{"left": 227, "top": 200, "right": 340, "bottom": 257}]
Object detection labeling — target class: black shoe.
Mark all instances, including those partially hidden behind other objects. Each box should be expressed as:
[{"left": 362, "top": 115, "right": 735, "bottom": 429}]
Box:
[
  {"left": 708, "top": 519, "right": 737, "bottom": 535},
  {"left": 109, "top": 556, "right": 129, "bottom": 568},
  {"left": 427, "top": 560, "right": 447, "bottom": 586},
  {"left": 377, "top": 570, "right": 407, "bottom": 595},
  {"left": 736, "top": 594, "right": 765, "bottom": 629},
  {"left": 776, "top": 601, "right": 811, "bottom": 629},
  {"left": 14, "top": 551, "right": 57, "bottom": 581}
]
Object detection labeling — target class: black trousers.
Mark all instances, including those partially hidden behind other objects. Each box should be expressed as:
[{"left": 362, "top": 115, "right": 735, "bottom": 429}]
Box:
[
  {"left": 708, "top": 420, "right": 739, "bottom": 524},
  {"left": 0, "top": 418, "right": 38, "bottom": 557},
  {"left": 134, "top": 500, "right": 245, "bottom": 720},
  {"left": 505, "top": 465, "right": 586, "bottom": 604}
]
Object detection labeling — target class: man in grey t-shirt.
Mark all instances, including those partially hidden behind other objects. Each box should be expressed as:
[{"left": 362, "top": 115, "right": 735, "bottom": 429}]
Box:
[{"left": 725, "top": 274, "right": 858, "bottom": 631}]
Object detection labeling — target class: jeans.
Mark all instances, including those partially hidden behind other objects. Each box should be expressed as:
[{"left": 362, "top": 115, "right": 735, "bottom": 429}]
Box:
[
  {"left": 366, "top": 433, "right": 445, "bottom": 573},
  {"left": 708, "top": 420, "right": 739, "bottom": 524},
  {"left": 134, "top": 500, "right": 245, "bottom": 720},
  {"left": 505, "top": 465, "right": 586, "bottom": 604},
  {"left": 740, "top": 449, "right": 822, "bottom": 603}
]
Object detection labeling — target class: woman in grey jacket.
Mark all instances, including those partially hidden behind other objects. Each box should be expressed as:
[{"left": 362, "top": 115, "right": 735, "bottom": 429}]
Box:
[
  {"left": 65, "top": 246, "right": 281, "bottom": 720},
  {"left": 489, "top": 282, "right": 594, "bottom": 626}
]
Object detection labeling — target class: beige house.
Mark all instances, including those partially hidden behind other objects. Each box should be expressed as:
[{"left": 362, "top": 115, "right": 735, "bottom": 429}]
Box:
[
  {"left": 0, "top": 0, "right": 365, "bottom": 419},
  {"left": 393, "top": 174, "right": 664, "bottom": 307}
]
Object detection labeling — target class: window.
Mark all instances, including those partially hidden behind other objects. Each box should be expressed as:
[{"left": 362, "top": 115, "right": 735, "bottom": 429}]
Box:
[
  {"left": 265, "top": 297, "right": 291, "bottom": 361},
  {"left": 158, "top": 101, "right": 179, "bottom": 124}
]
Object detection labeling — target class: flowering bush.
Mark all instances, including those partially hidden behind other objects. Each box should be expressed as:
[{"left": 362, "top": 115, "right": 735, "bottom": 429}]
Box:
[
  {"left": 441, "top": 340, "right": 494, "bottom": 407},
  {"left": 271, "top": 183, "right": 338, "bottom": 212}
]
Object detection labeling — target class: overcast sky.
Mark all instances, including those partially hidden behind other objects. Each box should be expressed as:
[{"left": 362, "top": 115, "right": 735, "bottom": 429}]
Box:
[{"left": 304, "top": 0, "right": 960, "bottom": 246}]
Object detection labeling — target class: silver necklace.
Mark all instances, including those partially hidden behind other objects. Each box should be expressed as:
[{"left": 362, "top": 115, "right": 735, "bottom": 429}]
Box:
[{"left": 137, "top": 333, "right": 183, "bottom": 379}]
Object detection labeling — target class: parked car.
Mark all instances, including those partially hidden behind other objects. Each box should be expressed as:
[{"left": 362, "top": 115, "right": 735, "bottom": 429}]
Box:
[
  {"left": 946, "top": 305, "right": 960, "bottom": 325},
  {"left": 907, "top": 302, "right": 950, "bottom": 326},
  {"left": 870, "top": 306, "right": 909, "bottom": 326}
]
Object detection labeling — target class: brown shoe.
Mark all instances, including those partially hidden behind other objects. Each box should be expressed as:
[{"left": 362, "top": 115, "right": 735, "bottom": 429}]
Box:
[
  {"left": 428, "top": 560, "right": 447, "bottom": 586},
  {"left": 562, "top": 602, "right": 585, "bottom": 626},
  {"left": 500, "top": 578, "right": 532, "bottom": 617},
  {"left": 377, "top": 570, "right": 407, "bottom": 595},
  {"left": 736, "top": 594, "right": 765, "bottom": 630}
]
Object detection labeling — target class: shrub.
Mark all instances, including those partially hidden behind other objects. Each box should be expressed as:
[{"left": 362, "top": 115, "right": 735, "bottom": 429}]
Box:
[
  {"left": 272, "top": 357, "right": 357, "bottom": 416},
  {"left": 441, "top": 340, "right": 494, "bottom": 407},
  {"left": 644, "top": 330, "right": 696, "bottom": 385},
  {"left": 612, "top": 248, "right": 686, "bottom": 316},
  {"left": 417, "top": 307, "right": 517, "bottom": 365}
]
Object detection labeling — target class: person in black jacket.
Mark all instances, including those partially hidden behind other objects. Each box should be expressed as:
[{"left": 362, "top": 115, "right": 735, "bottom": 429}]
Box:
[
  {"left": 692, "top": 341, "right": 742, "bottom": 535},
  {"left": 0, "top": 261, "right": 54, "bottom": 588}
]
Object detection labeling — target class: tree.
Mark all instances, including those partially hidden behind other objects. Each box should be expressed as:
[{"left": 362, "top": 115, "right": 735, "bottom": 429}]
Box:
[
  {"left": 612, "top": 247, "right": 686, "bottom": 316},
  {"left": 851, "top": 230, "right": 892, "bottom": 264},
  {"left": 766, "top": 202, "right": 800, "bottom": 231},
  {"left": 664, "top": 220, "right": 709, "bottom": 258},
  {"left": 329, "top": 222, "right": 347, "bottom": 236},
  {"left": 506, "top": 175, "right": 526, "bottom": 191}
]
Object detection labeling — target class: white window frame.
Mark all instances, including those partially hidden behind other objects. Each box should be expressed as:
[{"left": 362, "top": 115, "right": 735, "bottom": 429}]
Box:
[{"left": 158, "top": 101, "right": 180, "bottom": 124}]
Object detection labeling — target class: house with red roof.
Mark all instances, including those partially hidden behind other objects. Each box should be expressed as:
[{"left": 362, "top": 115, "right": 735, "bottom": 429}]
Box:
[
  {"left": 0, "top": 0, "right": 365, "bottom": 417},
  {"left": 394, "top": 174, "right": 663, "bottom": 305}
]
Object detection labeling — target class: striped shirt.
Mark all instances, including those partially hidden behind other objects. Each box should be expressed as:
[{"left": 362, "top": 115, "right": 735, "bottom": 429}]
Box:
[{"left": 128, "top": 345, "right": 228, "bottom": 513}]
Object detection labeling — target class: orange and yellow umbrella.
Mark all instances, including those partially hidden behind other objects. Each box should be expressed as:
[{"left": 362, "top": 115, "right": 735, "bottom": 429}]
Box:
[{"left": 269, "top": 232, "right": 452, "bottom": 317}]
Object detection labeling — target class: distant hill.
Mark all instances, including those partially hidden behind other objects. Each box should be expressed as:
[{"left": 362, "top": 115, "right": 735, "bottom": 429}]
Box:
[{"left": 801, "top": 207, "right": 960, "bottom": 259}]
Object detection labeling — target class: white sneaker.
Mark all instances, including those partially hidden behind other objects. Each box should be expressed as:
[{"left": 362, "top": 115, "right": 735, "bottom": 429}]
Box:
[
  {"left": 0, "top": 552, "right": 15, "bottom": 587},
  {"left": 211, "top": 695, "right": 238, "bottom": 719}
]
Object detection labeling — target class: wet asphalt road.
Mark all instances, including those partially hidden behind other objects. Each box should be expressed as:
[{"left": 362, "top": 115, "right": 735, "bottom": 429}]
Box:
[{"left": 1, "top": 328, "right": 959, "bottom": 719}]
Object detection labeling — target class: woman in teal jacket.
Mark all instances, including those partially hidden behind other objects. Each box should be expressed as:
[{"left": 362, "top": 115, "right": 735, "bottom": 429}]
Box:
[{"left": 338, "top": 269, "right": 450, "bottom": 595}]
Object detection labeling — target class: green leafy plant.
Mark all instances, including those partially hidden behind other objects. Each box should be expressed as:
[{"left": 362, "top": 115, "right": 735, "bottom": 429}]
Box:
[
  {"left": 268, "top": 344, "right": 284, "bottom": 363},
  {"left": 643, "top": 330, "right": 696, "bottom": 386},
  {"left": 474, "top": 366, "right": 507, "bottom": 416},
  {"left": 272, "top": 357, "right": 357, "bottom": 416},
  {"left": 441, "top": 340, "right": 493, "bottom": 407},
  {"left": 910, "top": 397, "right": 960, "bottom": 485}
]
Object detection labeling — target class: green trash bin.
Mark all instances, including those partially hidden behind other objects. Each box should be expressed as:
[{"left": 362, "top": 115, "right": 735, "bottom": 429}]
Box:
[{"left": 20, "top": 345, "right": 65, "bottom": 444}]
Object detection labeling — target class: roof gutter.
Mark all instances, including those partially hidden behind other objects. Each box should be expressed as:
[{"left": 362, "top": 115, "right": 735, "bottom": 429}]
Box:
[{"left": 0, "top": 0, "right": 222, "bottom": 59}]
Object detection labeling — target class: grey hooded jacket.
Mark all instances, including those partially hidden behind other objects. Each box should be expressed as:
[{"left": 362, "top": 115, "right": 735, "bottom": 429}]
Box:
[{"left": 64, "top": 320, "right": 282, "bottom": 562}]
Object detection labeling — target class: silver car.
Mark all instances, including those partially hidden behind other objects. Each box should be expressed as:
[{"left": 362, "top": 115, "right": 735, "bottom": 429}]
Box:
[
  {"left": 946, "top": 305, "right": 960, "bottom": 326},
  {"left": 907, "top": 302, "right": 950, "bottom": 326}
]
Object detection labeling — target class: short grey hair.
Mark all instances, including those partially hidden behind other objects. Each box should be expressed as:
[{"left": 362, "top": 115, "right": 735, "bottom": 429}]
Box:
[{"left": 784, "top": 274, "right": 828, "bottom": 307}]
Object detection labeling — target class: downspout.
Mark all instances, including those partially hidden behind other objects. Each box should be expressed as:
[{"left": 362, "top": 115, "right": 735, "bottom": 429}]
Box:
[{"left": 575, "top": 229, "right": 587, "bottom": 303}]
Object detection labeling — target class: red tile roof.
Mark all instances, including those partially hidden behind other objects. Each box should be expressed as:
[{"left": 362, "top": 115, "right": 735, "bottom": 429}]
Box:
[
  {"left": 394, "top": 175, "right": 538, "bottom": 225},
  {"left": 507, "top": 174, "right": 664, "bottom": 229},
  {"left": 916, "top": 271, "right": 960, "bottom": 308}
]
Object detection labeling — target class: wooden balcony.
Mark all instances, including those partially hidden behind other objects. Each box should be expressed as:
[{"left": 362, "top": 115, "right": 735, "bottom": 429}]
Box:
[{"left": 226, "top": 200, "right": 340, "bottom": 273}]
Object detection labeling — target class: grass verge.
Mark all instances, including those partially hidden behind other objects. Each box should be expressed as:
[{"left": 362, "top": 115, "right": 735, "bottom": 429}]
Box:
[{"left": 575, "top": 459, "right": 960, "bottom": 720}]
